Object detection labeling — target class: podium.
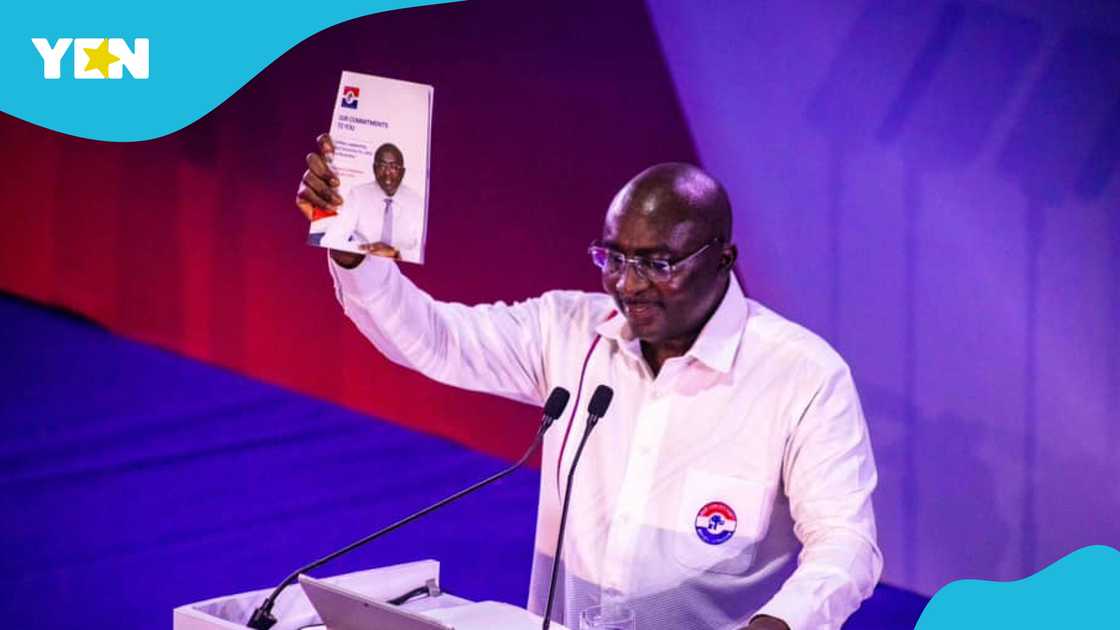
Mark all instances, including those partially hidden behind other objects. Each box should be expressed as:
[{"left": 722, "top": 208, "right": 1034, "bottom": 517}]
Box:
[{"left": 173, "top": 559, "right": 569, "bottom": 630}]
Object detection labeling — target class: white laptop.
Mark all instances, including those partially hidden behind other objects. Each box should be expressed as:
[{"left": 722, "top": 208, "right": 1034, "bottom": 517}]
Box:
[
  {"left": 299, "top": 573, "right": 569, "bottom": 630},
  {"left": 300, "top": 574, "right": 451, "bottom": 630}
]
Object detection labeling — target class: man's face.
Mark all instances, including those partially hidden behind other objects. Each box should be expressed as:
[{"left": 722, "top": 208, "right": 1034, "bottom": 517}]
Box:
[
  {"left": 373, "top": 150, "right": 405, "bottom": 196},
  {"left": 599, "top": 207, "right": 726, "bottom": 345}
]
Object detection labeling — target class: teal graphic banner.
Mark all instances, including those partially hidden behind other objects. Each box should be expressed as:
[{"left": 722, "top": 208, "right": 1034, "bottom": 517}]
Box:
[
  {"left": 1, "top": 0, "right": 459, "bottom": 142},
  {"left": 916, "top": 545, "right": 1120, "bottom": 628}
]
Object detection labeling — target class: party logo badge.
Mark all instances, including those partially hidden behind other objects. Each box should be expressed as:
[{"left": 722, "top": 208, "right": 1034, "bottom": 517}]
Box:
[
  {"left": 695, "top": 501, "right": 737, "bottom": 545},
  {"left": 340, "top": 85, "right": 360, "bottom": 108}
]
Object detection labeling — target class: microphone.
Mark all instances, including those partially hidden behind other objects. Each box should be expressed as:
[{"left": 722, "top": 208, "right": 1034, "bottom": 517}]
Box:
[
  {"left": 542, "top": 385, "right": 613, "bottom": 630},
  {"left": 247, "top": 387, "right": 572, "bottom": 629}
]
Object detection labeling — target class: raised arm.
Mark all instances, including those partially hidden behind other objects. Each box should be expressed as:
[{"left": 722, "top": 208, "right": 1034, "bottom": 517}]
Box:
[
  {"left": 297, "top": 133, "right": 549, "bottom": 404},
  {"left": 328, "top": 256, "right": 549, "bottom": 406}
]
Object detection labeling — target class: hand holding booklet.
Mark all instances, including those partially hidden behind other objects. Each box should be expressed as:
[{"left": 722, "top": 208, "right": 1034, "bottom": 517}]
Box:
[{"left": 308, "top": 71, "right": 433, "bottom": 264}]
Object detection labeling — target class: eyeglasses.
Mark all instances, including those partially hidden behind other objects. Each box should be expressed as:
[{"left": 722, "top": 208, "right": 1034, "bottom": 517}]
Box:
[
  {"left": 374, "top": 161, "right": 404, "bottom": 173},
  {"left": 588, "top": 239, "right": 721, "bottom": 282}
]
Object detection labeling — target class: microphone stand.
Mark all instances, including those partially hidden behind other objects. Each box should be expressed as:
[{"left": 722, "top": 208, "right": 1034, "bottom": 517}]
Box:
[
  {"left": 247, "top": 413, "right": 558, "bottom": 629},
  {"left": 542, "top": 386, "right": 611, "bottom": 630}
]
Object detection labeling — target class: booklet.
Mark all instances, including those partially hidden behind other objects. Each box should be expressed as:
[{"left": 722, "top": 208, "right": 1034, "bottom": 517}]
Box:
[{"left": 308, "top": 71, "right": 433, "bottom": 264}]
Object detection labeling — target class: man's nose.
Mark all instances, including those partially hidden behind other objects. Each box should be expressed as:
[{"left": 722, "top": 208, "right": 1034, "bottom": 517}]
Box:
[{"left": 614, "top": 262, "right": 649, "bottom": 296}]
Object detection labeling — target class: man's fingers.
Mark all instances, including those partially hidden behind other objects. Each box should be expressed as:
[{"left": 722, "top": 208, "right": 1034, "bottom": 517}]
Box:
[
  {"left": 295, "top": 133, "right": 341, "bottom": 224},
  {"left": 294, "top": 133, "right": 341, "bottom": 223},
  {"left": 306, "top": 153, "right": 339, "bottom": 186},
  {"left": 314, "top": 134, "right": 341, "bottom": 186},
  {"left": 317, "top": 133, "right": 335, "bottom": 158},
  {"left": 297, "top": 185, "right": 334, "bottom": 210},
  {"left": 302, "top": 170, "right": 342, "bottom": 205},
  {"left": 359, "top": 242, "right": 399, "bottom": 258},
  {"left": 306, "top": 152, "right": 340, "bottom": 187}
]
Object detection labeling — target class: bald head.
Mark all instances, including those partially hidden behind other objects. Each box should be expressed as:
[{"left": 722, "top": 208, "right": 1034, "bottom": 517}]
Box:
[
  {"left": 598, "top": 163, "right": 738, "bottom": 357},
  {"left": 374, "top": 143, "right": 404, "bottom": 164},
  {"left": 606, "top": 162, "right": 732, "bottom": 243}
]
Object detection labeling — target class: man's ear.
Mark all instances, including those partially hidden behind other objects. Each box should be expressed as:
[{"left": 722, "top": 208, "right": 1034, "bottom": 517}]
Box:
[{"left": 719, "top": 243, "right": 738, "bottom": 272}]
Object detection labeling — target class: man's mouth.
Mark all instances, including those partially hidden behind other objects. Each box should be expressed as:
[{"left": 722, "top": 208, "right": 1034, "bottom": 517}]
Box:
[{"left": 623, "top": 302, "right": 660, "bottom": 318}]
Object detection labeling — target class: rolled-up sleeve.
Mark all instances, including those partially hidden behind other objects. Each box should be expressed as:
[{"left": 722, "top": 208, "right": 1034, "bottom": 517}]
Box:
[{"left": 752, "top": 364, "right": 883, "bottom": 630}]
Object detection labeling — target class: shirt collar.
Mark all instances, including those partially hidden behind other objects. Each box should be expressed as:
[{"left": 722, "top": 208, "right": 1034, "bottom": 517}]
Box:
[{"left": 594, "top": 274, "right": 749, "bottom": 374}]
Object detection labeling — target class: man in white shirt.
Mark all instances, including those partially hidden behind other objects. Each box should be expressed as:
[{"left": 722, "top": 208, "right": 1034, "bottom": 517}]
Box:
[
  {"left": 320, "top": 142, "right": 425, "bottom": 263},
  {"left": 297, "top": 134, "right": 882, "bottom": 630}
]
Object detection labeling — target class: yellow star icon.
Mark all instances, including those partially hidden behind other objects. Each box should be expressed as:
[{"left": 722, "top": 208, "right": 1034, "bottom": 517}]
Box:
[{"left": 83, "top": 38, "right": 120, "bottom": 78}]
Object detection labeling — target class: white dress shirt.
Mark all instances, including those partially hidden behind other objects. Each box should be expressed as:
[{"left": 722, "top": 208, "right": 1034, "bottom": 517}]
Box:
[
  {"left": 322, "top": 182, "right": 425, "bottom": 263},
  {"left": 329, "top": 257, "right": 882, "bottom": 630}
]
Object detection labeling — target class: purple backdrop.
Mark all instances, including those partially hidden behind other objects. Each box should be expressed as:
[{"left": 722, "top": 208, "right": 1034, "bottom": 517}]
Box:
[
  {"left": 2, "top": 0, "right": 1117, "bottom": 615},
  {"left": 647, "top": 0, "right": 1120, "bottom": 595}
]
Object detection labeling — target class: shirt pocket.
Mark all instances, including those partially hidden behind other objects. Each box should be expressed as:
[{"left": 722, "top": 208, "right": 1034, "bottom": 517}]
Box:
[{"left": 672, "top": 467, "right": 773, "bottom": 575}]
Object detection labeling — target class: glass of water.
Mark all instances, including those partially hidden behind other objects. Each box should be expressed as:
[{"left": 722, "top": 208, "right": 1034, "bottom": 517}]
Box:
[{"left": 579, "top": 603, "right": 636, "bottom": 630}]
